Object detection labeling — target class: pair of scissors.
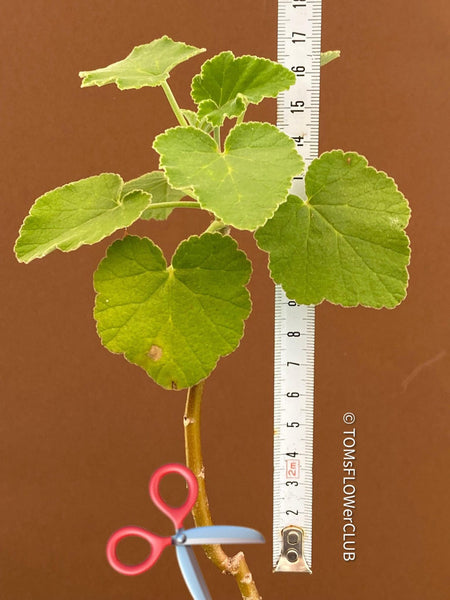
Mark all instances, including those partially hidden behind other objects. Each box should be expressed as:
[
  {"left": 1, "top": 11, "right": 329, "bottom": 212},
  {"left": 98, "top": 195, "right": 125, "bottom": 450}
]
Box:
[{"left": 106, "top": 463, "right": 265, "bottom": 600}]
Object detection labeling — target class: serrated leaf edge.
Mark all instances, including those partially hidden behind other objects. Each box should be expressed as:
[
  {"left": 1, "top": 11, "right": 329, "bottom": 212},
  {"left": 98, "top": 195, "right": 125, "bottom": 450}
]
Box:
[
  {"left": 94, "top": 233, "right": 253, "bottom": 389},
  {"left": 14, "top": 173, "right": 152, "bottom": 263},
  {"left": 79, "top": 36, "right": 206, "bottom": 90},
  {"left": 191, "top": 50, "right": 296, "bottom": 101},
  {"left": 191, "top": 50, "right": 296, "bottom": 125},
  {"left": 255, "top": 149, "right": 411, "bottom": 309},
  {"left": 154, "top": 122, "right": 305, "bottom": 231},
  {"left": 307, "top": 150, "right": 411, "bottom": 226}
]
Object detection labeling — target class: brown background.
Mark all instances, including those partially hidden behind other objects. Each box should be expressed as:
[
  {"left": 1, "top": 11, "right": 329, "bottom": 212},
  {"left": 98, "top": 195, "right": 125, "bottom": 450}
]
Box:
[{"left": 1, "top": 1, "right": 449, "bottom": 598}]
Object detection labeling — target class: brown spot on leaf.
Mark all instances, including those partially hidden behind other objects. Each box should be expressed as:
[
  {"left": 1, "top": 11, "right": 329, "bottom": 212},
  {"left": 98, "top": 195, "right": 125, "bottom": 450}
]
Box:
[{"left": 148, "top": 345, "right": 162, "bottom": 361}]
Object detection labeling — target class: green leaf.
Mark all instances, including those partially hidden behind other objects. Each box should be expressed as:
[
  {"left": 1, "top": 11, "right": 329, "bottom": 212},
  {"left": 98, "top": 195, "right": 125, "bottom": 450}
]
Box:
[
  {"left": 153, "top": 122, "right": 304, "bottom": 230},
  {"left": 255, "top": 151, "right": 410, "bottom": 308},
  {"left": 321, "top": 50, "right": 341, "bottom": 67},
  {"left": 94, "top": 233, "right": 252, "bottom": 390},
  {"left": 79, "top": 36, "right": 205, "bottom": 90},
  {"left": 14, "top": 174, "right": 150, "bottom": 263},
  {"left": 191, "top": 51, "right": 296, "bottom": 126},
  {"left": 122, "top": 171, "right": 186, "bottom": 220}
]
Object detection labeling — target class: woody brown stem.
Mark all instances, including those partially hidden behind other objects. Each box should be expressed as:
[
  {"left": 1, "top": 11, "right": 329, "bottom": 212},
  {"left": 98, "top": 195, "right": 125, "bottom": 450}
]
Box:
[{"left": 183, "top": 382, "right": 262, "bottom": 600}]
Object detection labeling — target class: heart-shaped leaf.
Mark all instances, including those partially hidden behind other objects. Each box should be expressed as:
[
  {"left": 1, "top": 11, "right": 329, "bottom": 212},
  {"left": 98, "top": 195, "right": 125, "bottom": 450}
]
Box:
[
  {"left": 79, "top": 36, "right": 205, "bottom": 90},
  {"left": 15, "top": 174, "right": 150, "bottom": 263},
  {"left": 153, "top": 122, "right": 304, "bottom": 230},
  {"left": 191, "top": 51, "right": 296, "bottom": 126},
  {"left": 94, "top": 233, "right": 252, "bottom": 390},
  {"left": 255, "top": 151, "right": 411, "bottom": 308}
]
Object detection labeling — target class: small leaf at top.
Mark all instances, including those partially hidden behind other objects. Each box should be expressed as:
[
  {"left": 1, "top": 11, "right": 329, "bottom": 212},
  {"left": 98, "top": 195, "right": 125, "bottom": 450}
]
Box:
[
  {"left": 191, "top": 51, "right": 296, "bottom": 126},
  {"left": 255, "top": 151, "right": 411, "bottom": 308},
  {"left": 79, "top": 36, "right": 205, "bottom": 90},
  {"left": 15, "top": 174, "right": 151, "bottom": 263},
  {"left": 122, "top": 171, "right": 186, "bottom": 220},
  {"left": 153, "top": 122, "right": 304, "bottom": 230},
  {"left": 320, "top": 50, "right": 341, "bottom": 67},
  {"left": 94, "top": 233, "right": 252, "bottom": 390}
]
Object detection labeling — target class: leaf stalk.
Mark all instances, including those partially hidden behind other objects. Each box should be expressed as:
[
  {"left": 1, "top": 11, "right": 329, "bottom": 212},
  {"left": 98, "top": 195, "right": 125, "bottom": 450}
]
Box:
[
  {"left": 213, "top": 126, "right": 221, "bottom": 148},
  {"left": 146, "top": 200, "right": 201, "bottom": 211},
  {"left": 161, "top": 80, "right": 189, "bottom": 126}
]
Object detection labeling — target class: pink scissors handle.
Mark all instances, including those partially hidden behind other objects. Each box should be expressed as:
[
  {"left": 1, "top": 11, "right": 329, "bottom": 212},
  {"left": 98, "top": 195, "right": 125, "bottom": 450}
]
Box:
[
  {"left": 106, "top": 526, "right": 172, "bottom": 576},
  {"left": 149, "top": 463, "right": 198, "bottom": 530}
]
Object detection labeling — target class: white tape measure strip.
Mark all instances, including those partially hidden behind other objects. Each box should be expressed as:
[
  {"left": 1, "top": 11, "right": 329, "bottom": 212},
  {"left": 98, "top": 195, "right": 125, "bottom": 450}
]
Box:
[{"left": 273, "top": 0, "right": 321, "bottom": 573}]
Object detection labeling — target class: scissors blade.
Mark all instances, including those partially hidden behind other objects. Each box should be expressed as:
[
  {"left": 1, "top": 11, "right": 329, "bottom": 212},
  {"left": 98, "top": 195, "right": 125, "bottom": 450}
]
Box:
[
  {"left": 183, "top": 525, "right": 265, "bottom": 546},
  {"left": 175, "top": 544, "right": 212, "bottom": 600}
]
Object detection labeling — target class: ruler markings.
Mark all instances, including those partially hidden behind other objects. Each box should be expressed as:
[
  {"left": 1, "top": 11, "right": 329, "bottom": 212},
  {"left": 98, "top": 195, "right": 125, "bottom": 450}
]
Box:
[{"left": 274, "top": 0, "right": 321, "bottom": 573}]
